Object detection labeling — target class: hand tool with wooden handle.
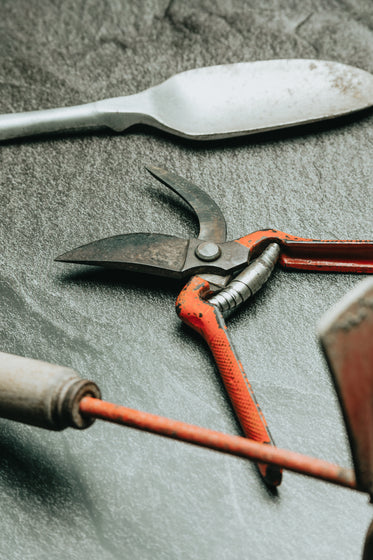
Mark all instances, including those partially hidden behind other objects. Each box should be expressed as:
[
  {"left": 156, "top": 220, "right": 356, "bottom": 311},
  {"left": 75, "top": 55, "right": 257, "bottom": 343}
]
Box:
[
  {"left": 55, "top": 166, "right": 373, "bottom": 487},
  {"left": 2, "top": 279, "right": 373, "bottom": 556},
  {"left": 0, "top": 350, "right": 359, "bottom": 490}
]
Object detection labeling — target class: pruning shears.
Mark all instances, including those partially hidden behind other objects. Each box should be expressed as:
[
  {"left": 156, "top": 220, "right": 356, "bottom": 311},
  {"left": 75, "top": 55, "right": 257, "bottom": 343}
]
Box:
[{"left": 56, "top": 165, "right": 373, "bottom": 488}]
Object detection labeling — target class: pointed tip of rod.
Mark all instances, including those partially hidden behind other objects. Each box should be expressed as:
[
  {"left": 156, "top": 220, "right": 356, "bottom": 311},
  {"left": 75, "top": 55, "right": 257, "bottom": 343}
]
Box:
[
  {"left": 144, "top": 164, "right": 168, "bottom": 179},
  {"left": 54, "top": 250, "right": 78, "bottom": 263}
]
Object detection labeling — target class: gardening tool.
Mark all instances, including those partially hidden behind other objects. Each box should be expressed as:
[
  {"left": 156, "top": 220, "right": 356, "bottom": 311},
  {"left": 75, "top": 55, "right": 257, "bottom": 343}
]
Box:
[
  {"left": 0, "top": 277, "right": 372, "bottom": 493},
  {"left": 0, "top": 349, "right": 358, "bottom": 490},
  {"left": 1, "top": 277, "right": 373, "bottom": 556},
  {"left": 55, "top": 165, "right": 373, "bottom": 488},
  {"left": 0, "top": 60, "right": 372, "bottom": 141},
  {"left": 1, "top": 277, "right": 373, "bottom": 486}
]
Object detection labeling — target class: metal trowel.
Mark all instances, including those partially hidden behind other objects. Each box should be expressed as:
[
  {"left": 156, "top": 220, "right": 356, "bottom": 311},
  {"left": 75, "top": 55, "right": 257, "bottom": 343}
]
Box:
[{"left": 0, "top": 59, "right": 372, "bottom": 141}]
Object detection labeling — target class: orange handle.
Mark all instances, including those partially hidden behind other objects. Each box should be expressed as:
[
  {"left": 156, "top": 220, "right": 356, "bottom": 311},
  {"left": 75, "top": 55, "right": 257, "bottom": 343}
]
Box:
[
  {"left": 176, "top": 276, "right": 282, "bottom": 487},
  {"left": 237, "top": 230, "right": 373, "bottom": 273}
]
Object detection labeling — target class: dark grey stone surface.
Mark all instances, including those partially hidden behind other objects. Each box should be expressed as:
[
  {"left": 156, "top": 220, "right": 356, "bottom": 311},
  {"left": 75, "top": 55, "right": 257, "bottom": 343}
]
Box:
[{"left": 0, "top": 1, "right": 372, "bottom": 558}]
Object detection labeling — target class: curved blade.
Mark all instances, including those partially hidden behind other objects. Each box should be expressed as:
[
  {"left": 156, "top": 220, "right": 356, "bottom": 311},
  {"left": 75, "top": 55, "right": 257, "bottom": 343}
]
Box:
[
  {"left": 56, "top": 167, "right": 232, "bottom": 285},
  {"left": 55, "top": 233, "right": 250, "bottom": 281},
  {"left": 56, "top": 233, "right": 190, "bottom": 279},
  {"left": 145, "top": 165, "right": 226, "bottom": 243}
]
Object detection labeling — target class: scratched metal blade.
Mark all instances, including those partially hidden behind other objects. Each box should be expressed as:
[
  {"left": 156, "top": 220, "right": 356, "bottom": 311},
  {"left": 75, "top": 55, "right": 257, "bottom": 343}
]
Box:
[
  {"left": 56, "top": 233, "right": 190, "bottom": 279},
  {"left": 56, "top": 232, "right": 250, "bottom": 281},
  {"left": 145, "top": 165, "right": 229, "bottom": 288},
  {"left": 56, "top": 168, "right": 237, "bottom": 286},
  {"left": 145, "top": 165, "right": 226, "bottom": 244}
]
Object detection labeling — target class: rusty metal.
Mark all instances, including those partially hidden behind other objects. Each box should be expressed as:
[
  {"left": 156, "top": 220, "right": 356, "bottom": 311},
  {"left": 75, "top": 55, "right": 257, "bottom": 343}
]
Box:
[
  {"left": 0, "top": 352, "right": 100, "bottom": 430},
  {"left": 56, "top": 166, "right": 373, "bottom": 489},
  {"left": 56, "top": 235, "right": 250, "bottom": 281},
  {"left": 56, "top": 168, "right": 373, "bottom": 279},
  {"left": 318, "top": 277, "right": 373, "bottom": 496},
  {"left": 56, "top": 230, "right": 373, "bottom": 276},
  {"left": 145, "top": 165, "right": 227, "bottom": 243},
  {"left": 79, "top": 396, "right": 357, "bottom": 490},
  {"left": 0, "top": 350, "right": 359, "bottom": 490}
]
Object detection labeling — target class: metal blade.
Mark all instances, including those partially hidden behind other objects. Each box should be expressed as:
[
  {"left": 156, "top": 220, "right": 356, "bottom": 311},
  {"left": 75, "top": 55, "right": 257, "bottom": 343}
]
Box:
[
  {"left": 145, "top": 165, "right": 226, "bottom": 243},
  {"left": 56, "top": 233, "right": 190, "bottom": 279},
  {"left": 55, "top": 233, "right": 250, "bottom": 280},
  {"left": 318, "top": 278, "right": 373, "bottom": 495},
  {"left": 146, "top": 59, "right": 373, "bottom": 139},
  {"left": 1, "top": 60, "right": 372, "bottom": 142},
  {"left": 56, "top": 168, "right": 241, "bottom": 286}
]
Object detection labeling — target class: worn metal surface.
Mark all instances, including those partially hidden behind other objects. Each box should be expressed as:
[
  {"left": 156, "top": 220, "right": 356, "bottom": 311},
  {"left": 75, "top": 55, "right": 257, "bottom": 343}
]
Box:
[
  {"left": 145, "top": 165, "right": 227, "bottom": 243},
  {"left": 56, "top": 235, "right": 251, "bottom": 279},
  {"left": 0, "top": 60, "right": 373, "bottom": 141},
  {"left": 1, "top": 1, "right": 373, "bottom": 559},
  {"left": 318, "top": 278, "right": 373, "bottom": 496},
  {"left": 56, "top": 168, "right": 373, "bottom": 277},
  {"left": 57, "top": 167, "right": 373, "bottom": 491},
  {"left": 80, "top": 396, "right": 358, "bottom": 491},
  {"left": 0, "top": 350, "right": 359, "bottom": 489}
]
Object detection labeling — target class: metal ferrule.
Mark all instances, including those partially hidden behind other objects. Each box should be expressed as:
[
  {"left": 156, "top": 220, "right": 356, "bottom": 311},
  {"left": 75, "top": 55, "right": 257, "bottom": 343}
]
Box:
[
  {"left": 0, "top": 352, "right": 101, "bottom": 430},
  {"left": 209, "top": 243, "right": 281, "bottom": 313}
]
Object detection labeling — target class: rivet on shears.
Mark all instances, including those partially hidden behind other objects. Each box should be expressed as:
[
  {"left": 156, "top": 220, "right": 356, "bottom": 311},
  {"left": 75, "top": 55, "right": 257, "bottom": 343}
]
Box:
[
  {"left": 56, "top": 165, "right": 373, "bottom": 488},
  {"left": 195, "top": 241, "right": 221, "bottom": 261}
]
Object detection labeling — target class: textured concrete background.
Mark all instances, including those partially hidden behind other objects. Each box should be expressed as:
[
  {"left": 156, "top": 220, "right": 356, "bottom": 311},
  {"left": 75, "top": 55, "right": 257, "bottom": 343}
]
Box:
[{"left": 0, "top": 1, "right": 372, "bottom": 559}]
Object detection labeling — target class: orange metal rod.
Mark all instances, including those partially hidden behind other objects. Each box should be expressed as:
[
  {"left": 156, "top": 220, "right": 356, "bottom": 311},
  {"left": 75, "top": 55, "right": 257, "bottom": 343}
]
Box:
[{"left": 80, "top": 397, "right": 357, "bottom": 491}]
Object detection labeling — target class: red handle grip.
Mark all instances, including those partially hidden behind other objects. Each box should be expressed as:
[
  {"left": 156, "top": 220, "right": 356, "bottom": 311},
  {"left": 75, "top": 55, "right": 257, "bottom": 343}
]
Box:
[
  {"left": 176, "top": 276, "right": 282, "bottom": 487},
  {"left": 237, "top": 230, "right": 373, "bottom": 273}
]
